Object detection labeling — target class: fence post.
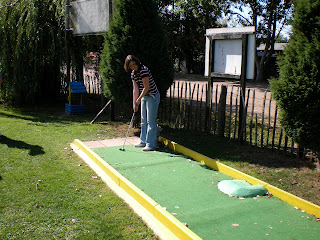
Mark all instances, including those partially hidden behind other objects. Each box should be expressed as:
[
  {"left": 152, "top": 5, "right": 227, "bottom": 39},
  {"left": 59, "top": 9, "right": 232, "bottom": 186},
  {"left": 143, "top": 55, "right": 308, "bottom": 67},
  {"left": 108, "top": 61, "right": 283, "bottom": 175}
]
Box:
[
  {"left": 228, "top": 86, "right": 233, "bottom": 139},
  {"left": 239, "top": 89, "right": 250, "bottom": 142},
  {"left": 238, "top": 34, "right": 248, "bottom": 140},
  {"left": 261, "top": 91, "right": 267, "bottom": 147},
  {"left": 271, "top": 105, "right": 278, "bottom": 151},
  {"left": 199, "top": 85, "right": 204, "bottom": 131},
  {"left": 213, "top": 84, "right": 218, "bottom": 134},
  {"left": 234, "top": 87, "right": 239, "bottom": 139},
  {"left": 206, "top": 37, "right": 213, "bottom": 131},
  {"left": 218, "top": 85, "right": 227, "bottom": 137},
  {"left": 249, "top": 90, "right": 255, "bottom": 145}
]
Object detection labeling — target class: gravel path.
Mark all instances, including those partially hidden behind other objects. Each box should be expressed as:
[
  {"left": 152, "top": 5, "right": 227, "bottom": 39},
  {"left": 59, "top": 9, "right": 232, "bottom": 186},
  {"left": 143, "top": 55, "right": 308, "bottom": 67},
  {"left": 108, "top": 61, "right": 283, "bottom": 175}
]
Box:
[{"left": 170, "top": 75, "right": 276, "bottom": 119}]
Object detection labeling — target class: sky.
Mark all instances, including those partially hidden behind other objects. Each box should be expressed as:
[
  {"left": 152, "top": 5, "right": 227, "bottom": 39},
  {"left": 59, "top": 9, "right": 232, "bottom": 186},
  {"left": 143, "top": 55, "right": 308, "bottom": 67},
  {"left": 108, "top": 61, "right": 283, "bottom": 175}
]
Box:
[{"left": 219, "top": 3, "right": 292, "bottom": 40}]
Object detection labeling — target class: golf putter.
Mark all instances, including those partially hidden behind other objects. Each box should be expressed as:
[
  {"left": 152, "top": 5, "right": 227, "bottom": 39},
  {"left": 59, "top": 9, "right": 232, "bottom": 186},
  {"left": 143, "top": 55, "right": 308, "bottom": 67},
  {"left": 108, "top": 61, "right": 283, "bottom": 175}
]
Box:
[{"left": 119, "top": 112, "right": 135, "bottom": 151}]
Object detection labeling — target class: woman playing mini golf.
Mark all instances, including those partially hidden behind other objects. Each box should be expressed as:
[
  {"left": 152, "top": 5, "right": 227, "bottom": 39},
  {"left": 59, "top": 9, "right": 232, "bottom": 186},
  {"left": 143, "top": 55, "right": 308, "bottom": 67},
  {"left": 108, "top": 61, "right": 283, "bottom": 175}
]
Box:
[{"left": 124, "top": 55, "right": 160, "bottom": 151}]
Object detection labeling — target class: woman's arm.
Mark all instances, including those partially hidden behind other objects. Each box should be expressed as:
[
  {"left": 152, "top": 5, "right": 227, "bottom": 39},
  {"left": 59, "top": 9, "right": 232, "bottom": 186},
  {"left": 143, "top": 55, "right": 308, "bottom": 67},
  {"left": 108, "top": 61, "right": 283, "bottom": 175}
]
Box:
[
  {"left": 132, "top": 80, "right": 140, "bottom": 112},
  {"left": 136, "top": 77, "right": 149, "bottom": 106}
]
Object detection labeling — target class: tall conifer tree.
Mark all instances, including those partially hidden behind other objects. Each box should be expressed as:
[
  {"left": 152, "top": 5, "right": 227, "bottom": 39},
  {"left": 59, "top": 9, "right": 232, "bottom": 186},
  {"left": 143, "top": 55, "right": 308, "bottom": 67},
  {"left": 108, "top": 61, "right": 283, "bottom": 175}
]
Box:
[
  {"left": 100, "top": 0, "right": 174, "bottom": 105},
  {"left": 270, "top": 0, "right": 320, "bottom": 152}
]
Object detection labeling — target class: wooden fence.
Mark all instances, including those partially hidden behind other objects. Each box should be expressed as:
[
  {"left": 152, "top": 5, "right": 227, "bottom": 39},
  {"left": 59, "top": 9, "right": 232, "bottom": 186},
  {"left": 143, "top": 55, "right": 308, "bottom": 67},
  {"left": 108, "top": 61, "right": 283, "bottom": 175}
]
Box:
[
  {"left": 158, "top": 80, "right": 311, "bottom": 159},
  {"left": 83, "top": 71, "right": 313, "bottom": 160},
  {"left": 84, "top": 69, "right": 102, "bottom": 95}
]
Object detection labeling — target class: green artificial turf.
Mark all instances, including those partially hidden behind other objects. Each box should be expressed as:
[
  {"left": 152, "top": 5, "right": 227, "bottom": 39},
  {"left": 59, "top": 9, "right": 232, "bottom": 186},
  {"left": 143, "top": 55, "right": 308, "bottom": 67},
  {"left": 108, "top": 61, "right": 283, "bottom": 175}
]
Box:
[{"left": 94, "top": 145, "right": 320, "bottom": 240}]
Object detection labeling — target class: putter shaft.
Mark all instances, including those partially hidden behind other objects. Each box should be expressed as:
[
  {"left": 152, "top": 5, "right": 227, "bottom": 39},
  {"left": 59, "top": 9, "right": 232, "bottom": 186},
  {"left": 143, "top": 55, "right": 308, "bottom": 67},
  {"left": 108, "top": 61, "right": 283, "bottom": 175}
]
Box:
[{"left": 121, "top": 112, "right": 135, "bottom": 150}]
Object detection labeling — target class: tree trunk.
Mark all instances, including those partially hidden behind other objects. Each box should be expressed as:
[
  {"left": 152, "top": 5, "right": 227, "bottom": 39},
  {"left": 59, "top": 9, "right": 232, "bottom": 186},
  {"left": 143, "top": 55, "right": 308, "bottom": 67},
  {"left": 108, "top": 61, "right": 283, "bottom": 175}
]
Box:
[{"left": 256, "top": 61, "right": 265, "bottom": 82}]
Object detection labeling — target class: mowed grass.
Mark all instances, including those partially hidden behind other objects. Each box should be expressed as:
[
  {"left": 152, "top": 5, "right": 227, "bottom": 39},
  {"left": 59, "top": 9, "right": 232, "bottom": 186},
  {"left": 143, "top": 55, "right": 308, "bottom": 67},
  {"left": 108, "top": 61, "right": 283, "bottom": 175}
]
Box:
[{"left": 0, "top": 105, "right": 157, "bottom": 239}]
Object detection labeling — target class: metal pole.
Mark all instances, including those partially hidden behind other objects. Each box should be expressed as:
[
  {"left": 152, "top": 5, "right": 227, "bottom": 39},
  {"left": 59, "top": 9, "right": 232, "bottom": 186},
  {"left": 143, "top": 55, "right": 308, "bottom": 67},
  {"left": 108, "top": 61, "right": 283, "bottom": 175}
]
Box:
[
  {"left": 65, "top": 0, "right": 71, "bottom": 83},
  {"left": 205, "top": 37, "right": 213, "bottom": 131},
  {"left": 238, "top": 34, "right": 248, "bottom": 141}
]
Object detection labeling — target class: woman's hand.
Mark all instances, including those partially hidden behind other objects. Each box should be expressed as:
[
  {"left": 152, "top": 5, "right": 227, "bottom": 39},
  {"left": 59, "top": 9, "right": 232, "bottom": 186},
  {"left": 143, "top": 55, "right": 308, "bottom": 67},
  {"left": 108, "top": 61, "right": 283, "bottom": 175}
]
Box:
[
  {"left": 134, "top": 98, "right": 141, "bottom": 112},
  {"left": 133, "top": 102, "right": 139, "bottom": 112}
]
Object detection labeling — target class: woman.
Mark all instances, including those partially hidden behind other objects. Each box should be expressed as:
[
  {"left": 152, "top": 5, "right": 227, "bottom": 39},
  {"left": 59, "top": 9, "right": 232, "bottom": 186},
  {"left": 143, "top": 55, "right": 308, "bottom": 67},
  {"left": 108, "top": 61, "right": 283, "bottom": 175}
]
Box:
[{"left": 124, "top": 55, "right": 160, "bottom": 151}]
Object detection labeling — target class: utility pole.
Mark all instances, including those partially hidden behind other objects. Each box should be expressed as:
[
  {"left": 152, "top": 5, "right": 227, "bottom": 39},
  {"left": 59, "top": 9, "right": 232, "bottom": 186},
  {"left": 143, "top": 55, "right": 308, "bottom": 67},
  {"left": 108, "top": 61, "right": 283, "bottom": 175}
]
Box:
[
  {"left": 238, "top": 34, "right": 248, "bottom": 142},
  {"left": 65, "top": 0, "right": 71, "bottom": 83},
  {"left": 205, "top": 36, "right": 213, "bottom": 132}
]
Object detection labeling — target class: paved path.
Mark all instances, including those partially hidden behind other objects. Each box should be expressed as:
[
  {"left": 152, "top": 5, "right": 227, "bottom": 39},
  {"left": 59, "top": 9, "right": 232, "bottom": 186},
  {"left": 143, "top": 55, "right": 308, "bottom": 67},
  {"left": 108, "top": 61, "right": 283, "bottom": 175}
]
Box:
[{"left": 84, "top": 136, "right": 139, "bottom": 149}]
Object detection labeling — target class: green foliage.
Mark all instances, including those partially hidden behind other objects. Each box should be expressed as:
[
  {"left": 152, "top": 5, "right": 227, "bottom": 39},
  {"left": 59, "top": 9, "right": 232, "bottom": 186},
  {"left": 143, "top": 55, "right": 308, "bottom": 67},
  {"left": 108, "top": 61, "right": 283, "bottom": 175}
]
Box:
[
  {"left": 0, "top": 0, "right": 65, "bottom": 105},
  {"left": 100, "top": 0, "right": 174, "bottom": 105},
  {"left": 270, "top": 0, "right": 320, "bottom": 151},
  {"left": 227, "top": 0, "right": 293, "bottom": 81},
  {"left": 227, "top": 0, "right": 293, "bottom": 45},
  {"left": 159, "top": 0, "right": 223, "bottom": 73}
]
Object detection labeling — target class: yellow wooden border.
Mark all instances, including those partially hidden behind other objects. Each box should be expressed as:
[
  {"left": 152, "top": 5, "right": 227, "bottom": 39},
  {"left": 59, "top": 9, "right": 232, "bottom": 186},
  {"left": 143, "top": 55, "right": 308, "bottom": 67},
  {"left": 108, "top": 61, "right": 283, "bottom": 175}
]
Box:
[
  {"left": 158, "top": 136, "right": 320, "bottom": 218},
  {"left": 71, "top": 139, "right": 201, "bottom": 240}
]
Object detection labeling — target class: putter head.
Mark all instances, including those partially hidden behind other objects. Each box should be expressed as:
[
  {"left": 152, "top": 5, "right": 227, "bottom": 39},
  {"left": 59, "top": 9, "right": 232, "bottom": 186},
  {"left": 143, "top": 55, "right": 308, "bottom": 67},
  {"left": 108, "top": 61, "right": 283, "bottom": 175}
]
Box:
[{"left": 119, "top": 148, "right": 125, "bottom": 151}]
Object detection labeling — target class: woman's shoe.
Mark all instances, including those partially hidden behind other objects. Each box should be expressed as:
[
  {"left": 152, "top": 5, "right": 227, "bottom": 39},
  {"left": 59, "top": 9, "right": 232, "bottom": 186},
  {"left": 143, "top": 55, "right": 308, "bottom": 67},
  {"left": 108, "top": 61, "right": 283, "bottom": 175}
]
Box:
[
  {"left": 143, "top": 146, "right": 155, "bottom": 151},
  {"left": 135, "top": 143, "right": 146, "bottom": 148}
]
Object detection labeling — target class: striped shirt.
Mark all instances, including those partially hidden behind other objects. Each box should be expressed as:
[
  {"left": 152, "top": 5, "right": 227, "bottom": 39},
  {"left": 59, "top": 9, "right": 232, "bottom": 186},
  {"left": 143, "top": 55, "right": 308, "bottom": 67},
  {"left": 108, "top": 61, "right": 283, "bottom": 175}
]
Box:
[{"left": 131, "top": 65, "right": 159, "bottom": 95}]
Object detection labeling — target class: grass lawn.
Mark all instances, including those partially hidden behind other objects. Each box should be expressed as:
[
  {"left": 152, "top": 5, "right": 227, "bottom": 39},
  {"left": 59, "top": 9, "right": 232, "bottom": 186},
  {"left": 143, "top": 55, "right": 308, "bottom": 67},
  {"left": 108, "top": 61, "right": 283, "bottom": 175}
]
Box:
[
  {"left": 1, "top": 105, "right": 319, "bottom": 239},
  {"left": 0, "top": 105, "right": 157, "bottom": 239}
]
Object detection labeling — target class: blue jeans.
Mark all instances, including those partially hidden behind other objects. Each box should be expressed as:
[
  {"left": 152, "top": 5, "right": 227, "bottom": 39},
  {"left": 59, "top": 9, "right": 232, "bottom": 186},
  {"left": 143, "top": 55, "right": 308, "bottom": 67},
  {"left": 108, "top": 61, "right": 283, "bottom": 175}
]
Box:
[{"left": 140, "top": 93, "right": 160, "bottom": 148}]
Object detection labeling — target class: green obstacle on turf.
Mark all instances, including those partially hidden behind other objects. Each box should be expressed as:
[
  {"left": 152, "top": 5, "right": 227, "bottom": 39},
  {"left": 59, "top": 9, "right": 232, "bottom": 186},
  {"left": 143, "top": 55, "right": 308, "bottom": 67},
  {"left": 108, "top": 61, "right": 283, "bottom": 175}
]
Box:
[{"left": 218, "top": 179, "right": 268, "bottom": 198}]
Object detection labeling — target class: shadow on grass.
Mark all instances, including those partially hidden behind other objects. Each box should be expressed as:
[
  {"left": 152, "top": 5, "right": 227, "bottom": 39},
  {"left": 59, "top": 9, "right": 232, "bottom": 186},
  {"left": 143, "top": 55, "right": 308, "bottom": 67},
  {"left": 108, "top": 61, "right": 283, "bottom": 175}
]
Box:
[
  {"left": 0, "top": 136, "right": 45, "bottom": 156},
  {"left": 0, "top": 105, "right": 94, "bottom": 125},
  {"left": 159, "top": 126, "right": 315, "bottom": 170}
]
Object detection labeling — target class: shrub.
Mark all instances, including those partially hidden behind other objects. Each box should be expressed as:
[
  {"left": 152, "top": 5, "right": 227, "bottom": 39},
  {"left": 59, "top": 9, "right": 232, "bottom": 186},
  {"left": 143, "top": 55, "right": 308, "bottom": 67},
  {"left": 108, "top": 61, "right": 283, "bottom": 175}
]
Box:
[
  {"left": 0, "top": 0, "right": 65, "bottom": 105},
  {"left": 270, "top": 0, "right": 320, "bottom": 152},
  {"left": 100, "top": 0, "right": 174, "bottom": 106}
]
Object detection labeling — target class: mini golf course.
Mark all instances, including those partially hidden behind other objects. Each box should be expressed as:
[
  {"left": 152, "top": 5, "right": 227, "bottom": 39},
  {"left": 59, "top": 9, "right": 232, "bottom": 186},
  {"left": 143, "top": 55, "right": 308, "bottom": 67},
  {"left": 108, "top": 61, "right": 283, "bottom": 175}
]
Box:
[{"left": 71, "top": 137, "right": 320, "bottom": 240}]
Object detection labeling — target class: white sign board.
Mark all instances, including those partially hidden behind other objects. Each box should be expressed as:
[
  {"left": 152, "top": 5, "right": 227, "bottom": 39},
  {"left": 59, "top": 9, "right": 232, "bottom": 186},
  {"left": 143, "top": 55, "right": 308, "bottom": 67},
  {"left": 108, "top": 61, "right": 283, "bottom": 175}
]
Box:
[
  {"left": 204, "top": 27, "right": 255, "bottom": 80},
  {"left": 70, "top": 0, "right": 111, "bottom": 35},
  {"left": 214, "top": 39, "right": 242, "bottom": 75}
]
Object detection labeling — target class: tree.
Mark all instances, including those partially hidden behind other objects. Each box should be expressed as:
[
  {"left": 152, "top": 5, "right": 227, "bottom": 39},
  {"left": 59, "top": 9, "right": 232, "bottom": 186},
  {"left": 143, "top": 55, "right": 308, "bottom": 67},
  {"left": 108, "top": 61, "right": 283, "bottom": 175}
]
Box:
[
  {"left": 270, "top": 0, "right": 320, "bottom": 153},
  {"left": 159, "top": 0, "right": 224, "bottom": 73},
  {"left": 0, "top": 0, "right": 66, "bottom": 105},
  {"left": 100, "top": 0, "right": 174, "bottom": 105},
  {"left": 227, "top": 0, "right": 293, "bottom": 81}
]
